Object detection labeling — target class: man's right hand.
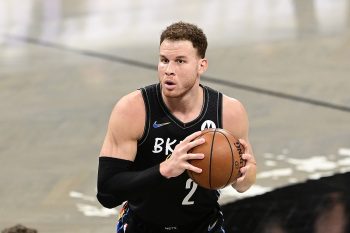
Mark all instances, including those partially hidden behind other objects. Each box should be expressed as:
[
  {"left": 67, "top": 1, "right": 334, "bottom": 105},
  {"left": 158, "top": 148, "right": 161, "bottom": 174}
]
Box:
[{"left": 159, "top": 131, "right": 206, "bottom": 179}]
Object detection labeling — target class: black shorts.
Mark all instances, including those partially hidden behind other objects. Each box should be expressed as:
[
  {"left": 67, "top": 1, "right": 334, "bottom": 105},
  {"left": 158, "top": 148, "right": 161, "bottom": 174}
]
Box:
[{"left": 116, "top": 203, "right": 226, "bottom": 233}]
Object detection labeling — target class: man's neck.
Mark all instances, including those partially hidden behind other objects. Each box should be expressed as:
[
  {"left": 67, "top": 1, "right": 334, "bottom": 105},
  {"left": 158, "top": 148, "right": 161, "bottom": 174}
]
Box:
[{"left": 163, "top": 85, "right": 204, "bottom": 123}]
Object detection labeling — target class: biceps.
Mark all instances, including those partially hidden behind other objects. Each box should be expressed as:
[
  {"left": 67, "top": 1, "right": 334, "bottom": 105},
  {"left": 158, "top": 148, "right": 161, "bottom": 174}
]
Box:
[{"left": 99, "top": 129, "right": 137, "bottom": 161}]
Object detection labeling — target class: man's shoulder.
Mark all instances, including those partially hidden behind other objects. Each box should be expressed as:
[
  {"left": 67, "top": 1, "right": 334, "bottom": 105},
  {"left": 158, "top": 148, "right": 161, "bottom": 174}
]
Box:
[
  {"left": 120, "top": 83, "right": 158, "bottom": 102},
  {"left": 222, "top": 94, "right": 249, "bottom": 137},
  {"left": 119, "top": 90, "right": 143, "bottom": 106},
  {"left": 109, "top": 89, "right": 146, "bottom": 139},
  {"left": 112, "top": 90, "right": 146, "bottom": 119},
  {"left": 112, "top": 83, "right": 159, "bottom": 118},
  {"left": 222, "top": 95, "right": 247, "bottom": 120},
  {"left": 222, "top": 94, "right": 243, "bottom": 106},
  {"left": 138, "top": 83, "right": 159, "bottom": 95}
]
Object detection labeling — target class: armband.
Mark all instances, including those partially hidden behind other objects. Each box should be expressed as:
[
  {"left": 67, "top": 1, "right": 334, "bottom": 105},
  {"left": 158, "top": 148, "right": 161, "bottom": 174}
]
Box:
[{"left": 97, "top": 156, "right": 166, "bottom": 208}]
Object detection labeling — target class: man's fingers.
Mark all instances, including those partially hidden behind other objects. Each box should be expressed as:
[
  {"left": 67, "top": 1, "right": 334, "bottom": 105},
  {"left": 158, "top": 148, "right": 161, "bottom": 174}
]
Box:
[
  {"left": 184, "top": 131, "right": 202, "bottom": 142},
  {"left": 236, "top": 176, "right": 244, "bottom": 183},
  {"left": 189, "top": 137, "right": 205, "bottom": 149},
  {"left": 240, "top": 166, "right": 247, "bottom": 174},
  {"left": 187, "top": 153, "right": 205, "bottom": 160},
  {"left": 185, "top": 153, "right": 204, "bottom": 173},
  {"left": 242, "top": 153, "right": 257, "bottom": 165},
  {"left": 239, "top": 139, "right": 248, "bottom": 150},
  {"left": 187, "top": 164, "right": 202, "bottom": 173}
]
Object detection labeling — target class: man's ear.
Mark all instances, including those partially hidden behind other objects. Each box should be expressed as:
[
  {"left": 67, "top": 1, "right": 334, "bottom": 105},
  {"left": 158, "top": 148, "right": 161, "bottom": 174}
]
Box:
[{"left": 198, "top": 58, "right": 208, "bottom": 74}]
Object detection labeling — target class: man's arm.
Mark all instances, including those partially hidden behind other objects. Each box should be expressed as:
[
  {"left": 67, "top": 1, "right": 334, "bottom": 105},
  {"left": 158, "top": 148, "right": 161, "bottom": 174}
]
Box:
[
  {"left": 99, "top": 91, "right": 144, "bottom": 160},
  {"left": 97, "top": 90, "right": 164, "bottom": 207},
  {"left": 222, "top": 95, "right": 257, "bottom": 193}
]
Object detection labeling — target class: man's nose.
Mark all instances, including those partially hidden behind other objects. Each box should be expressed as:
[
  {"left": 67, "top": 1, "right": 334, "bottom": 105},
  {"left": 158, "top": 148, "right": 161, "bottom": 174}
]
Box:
[{"left": 165, "top": 62, "right": 175, "bottom": 76}]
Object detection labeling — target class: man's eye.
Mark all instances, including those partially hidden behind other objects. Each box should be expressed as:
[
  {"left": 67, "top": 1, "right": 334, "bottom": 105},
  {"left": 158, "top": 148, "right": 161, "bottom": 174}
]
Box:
[
  {"left": 161, "top": 59, "right": 168, "bottom": 63},
  {"left": 177, "top": 60, "right": 185, "bottom": 64}
]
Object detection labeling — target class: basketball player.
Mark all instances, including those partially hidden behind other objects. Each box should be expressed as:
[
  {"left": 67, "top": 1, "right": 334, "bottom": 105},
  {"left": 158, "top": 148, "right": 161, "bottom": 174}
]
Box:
[{"left": 97, "top": 21, "right": 257, "bottom": 233}]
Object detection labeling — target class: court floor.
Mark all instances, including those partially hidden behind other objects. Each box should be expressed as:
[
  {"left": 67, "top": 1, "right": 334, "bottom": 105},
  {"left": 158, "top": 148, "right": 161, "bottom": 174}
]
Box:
[{"left": 0, "top": 0, "right": 349, "bottom": 232}]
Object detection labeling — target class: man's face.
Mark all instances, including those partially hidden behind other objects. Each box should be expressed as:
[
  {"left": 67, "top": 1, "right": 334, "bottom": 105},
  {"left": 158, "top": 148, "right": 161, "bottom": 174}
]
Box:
[{"left": 158, "top": 39, "right": 207, "bottom": 98}]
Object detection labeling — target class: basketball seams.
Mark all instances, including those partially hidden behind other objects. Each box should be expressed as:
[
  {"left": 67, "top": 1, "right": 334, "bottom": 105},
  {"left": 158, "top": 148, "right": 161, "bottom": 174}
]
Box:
[
  {"left": 208, "top": 129, "right": 216, "bottom": 189},
  {"left": 219, "top": 131, "right": 235, "bottom": 188},
  {"left": 187, "top": 130, "right": 212, "bottom": 185}
]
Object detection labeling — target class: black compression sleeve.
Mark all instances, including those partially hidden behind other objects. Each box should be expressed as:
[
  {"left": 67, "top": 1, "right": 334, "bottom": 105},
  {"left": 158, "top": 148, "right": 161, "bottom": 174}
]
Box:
[{"left": 97, "top": 156, "right": 167, "bottom": 208}]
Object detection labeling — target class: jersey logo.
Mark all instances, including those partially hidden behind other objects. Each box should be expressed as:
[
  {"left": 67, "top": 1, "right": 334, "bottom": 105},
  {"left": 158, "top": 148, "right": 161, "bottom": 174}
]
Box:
[
  {"left": 201, "top": 120, "right": 216, "bottom": 130},
  {"left": 153, "top": 121, "right": 171, "bottom": 128},
  {"left": 207, "top": 219, "right": 218, "bottom": 232},
  {"left": 164, "top": 226, "right": 178, "bottom": 231}
]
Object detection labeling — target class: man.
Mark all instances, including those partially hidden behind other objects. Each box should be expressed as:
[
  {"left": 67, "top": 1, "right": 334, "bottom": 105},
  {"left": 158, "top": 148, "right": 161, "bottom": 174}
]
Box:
[
  {"left": 1, "top": 224, "right": 37, "bottom": 233},
  {"left": 97, "top": 21, "right": 256, "bottom": 233}
]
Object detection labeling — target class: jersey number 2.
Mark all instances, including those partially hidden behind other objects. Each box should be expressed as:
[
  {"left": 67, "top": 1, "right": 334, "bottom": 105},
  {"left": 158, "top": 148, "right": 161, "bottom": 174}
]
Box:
[{"left": 182, "top": 179, "right": 198, "bottom": 205}]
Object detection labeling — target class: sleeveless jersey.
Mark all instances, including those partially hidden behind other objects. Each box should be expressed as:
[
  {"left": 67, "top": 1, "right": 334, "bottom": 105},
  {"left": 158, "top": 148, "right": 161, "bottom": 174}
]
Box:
[{"left": 129, "top": 83, "right": 223, "bottom": 227}]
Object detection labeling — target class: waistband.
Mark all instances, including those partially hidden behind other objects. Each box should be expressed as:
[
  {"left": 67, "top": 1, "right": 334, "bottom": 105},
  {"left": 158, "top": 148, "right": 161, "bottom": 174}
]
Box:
[{"left": 128, "top": 206, "right": 222, "bottom": 233}]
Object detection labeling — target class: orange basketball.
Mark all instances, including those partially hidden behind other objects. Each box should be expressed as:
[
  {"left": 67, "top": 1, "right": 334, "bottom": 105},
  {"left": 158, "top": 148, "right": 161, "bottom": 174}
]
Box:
[{"left": 187, "top": 128, "right": 245, "bottom": 189}]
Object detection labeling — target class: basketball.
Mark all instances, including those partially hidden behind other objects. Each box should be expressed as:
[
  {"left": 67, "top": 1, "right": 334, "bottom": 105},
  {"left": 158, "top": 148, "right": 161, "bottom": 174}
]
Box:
[{"left": 187, "top": 128, "right": 245, "bottom": 189}]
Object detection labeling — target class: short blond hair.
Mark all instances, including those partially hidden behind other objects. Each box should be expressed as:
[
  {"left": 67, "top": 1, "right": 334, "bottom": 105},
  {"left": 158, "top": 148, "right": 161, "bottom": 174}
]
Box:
[{"left": 160, "top": 21, "right": 208, "bottom": 58}]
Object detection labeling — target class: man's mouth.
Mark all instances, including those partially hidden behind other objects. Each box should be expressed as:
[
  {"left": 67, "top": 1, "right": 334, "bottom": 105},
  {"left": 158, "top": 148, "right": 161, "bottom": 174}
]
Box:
[
  {"left": 164, "top": 80, "right": 176, "bottom": 90},
  {"left": 165, "top": 80, "right": 175, "bottom": 85}
]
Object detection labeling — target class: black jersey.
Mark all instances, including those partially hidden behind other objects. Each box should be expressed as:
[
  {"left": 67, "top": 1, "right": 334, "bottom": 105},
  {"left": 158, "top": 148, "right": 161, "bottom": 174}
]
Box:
[{"left": 128, "top": 83, "right": 223, "bottom": 226}]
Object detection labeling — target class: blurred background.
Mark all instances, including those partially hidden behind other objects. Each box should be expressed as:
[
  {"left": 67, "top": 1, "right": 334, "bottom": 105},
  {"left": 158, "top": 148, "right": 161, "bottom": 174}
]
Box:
[{"left": 0, "top": 0, "right": 349, "bottom": 232}]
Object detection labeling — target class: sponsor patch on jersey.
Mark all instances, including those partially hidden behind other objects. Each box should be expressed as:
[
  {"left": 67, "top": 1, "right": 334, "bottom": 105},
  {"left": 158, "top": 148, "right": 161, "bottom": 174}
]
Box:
[
  {"left": 153, "top": 121, "right": 171, "bottom": 128},
  {"left": 153, "top": 121, "right": 171, "bottom": 129},
  {"left": 201, "top": 120, "right": 216, "bottom": 130}
]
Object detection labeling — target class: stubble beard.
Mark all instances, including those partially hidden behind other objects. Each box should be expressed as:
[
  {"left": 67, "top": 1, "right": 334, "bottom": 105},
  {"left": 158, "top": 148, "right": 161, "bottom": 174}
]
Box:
[{"left": 161, "top": 79, "right": 198, "bottom": 100}]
